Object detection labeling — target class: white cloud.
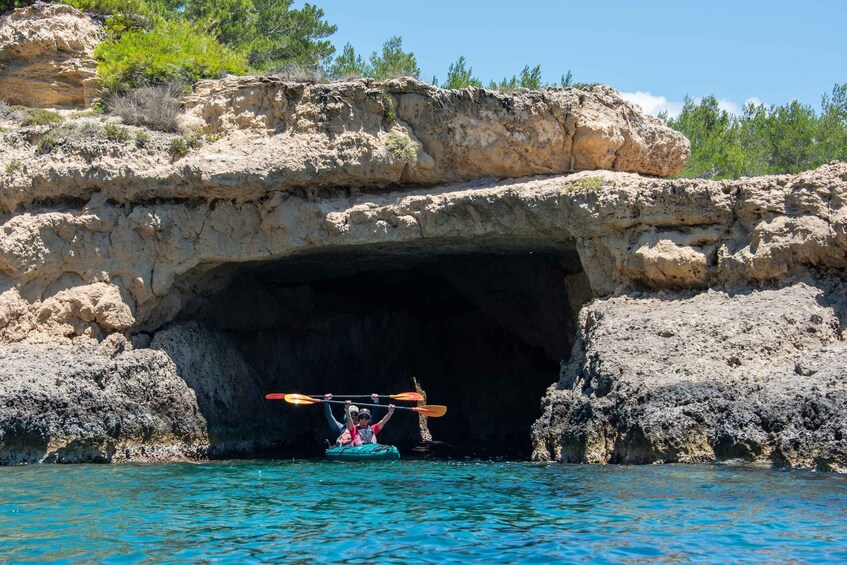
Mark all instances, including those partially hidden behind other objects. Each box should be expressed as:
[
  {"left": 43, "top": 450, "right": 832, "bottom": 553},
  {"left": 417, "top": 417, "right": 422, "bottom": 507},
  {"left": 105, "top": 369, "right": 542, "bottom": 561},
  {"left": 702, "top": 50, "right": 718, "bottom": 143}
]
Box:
[
  {"left": 716, "top": 99, "right": 741, "bottom": 115},
  {"left": 619, "top": 91, "right": 684, "bottom": 118}
]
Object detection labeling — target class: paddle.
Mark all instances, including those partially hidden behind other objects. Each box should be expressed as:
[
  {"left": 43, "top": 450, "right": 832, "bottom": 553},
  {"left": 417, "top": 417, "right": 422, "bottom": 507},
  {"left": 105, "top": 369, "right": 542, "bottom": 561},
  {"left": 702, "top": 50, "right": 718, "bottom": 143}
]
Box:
[
  {"left": 266, "top": 393, "right": 447, "bottom": 418},
  {"left": 264, "top": 392, "right": 423, "bottom": 402}
]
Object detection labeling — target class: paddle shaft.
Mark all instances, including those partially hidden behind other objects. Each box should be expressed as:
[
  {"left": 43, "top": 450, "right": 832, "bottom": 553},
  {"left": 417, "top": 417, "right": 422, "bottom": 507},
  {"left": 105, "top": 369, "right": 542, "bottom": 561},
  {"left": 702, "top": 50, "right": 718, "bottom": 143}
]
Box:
[
  {"left": 307, "top": 394, "right": 409, "bottom": 399},
  {"left": 320, "top": 399, "right": 411, "bottom": 411}
]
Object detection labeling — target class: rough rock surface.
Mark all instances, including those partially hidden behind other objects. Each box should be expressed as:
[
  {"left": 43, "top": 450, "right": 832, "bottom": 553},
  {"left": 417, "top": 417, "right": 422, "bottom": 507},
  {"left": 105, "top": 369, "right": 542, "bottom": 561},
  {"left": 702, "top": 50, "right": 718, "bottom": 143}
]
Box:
[
  {"left": 0, "top": 4, "right": 103, "bottom": 108},
  {"left": 0, "top": 335, "right": 208, "bottom": 464},
  {"left": 0, "top": 13, "right": 844, "bottom": 466},
  {"left": 531, "top": 280, "right": 847, "bottom": 472},
  {"left": 0, "top": 162, "right": 845, "bottom": 467},
  {"left": 0, "top": 323, "right": 312, "bottom": 463},
  {"left": 1, "top": 163, "right": 845, "bottom": 342},
  {"left": 0, "top": 76, "right": 689, "bottom": 212}
]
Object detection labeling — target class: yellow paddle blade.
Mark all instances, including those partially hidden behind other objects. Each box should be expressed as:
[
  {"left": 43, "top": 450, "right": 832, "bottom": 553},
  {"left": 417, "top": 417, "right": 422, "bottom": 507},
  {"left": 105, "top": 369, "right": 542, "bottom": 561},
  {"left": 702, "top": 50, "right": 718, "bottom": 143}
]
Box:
[
  {"left": 412, "top": 405, "right": 447, "bottom": 418},
  {"left": 283, "top": 393, "right": 321, "bottom": 405},
  {"left": 390, "top": 392, "right": 425, "bottom": 402}
]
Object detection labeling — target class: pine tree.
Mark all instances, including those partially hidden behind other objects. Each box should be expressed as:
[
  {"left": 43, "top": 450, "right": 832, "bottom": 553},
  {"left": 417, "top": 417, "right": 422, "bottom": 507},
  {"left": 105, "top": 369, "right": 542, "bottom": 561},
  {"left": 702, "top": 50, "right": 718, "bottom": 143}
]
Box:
[
  {"left": 369, "top": 36, "right": 420, "bottom": 80},
  {"left": 443, "top": 56, "right": 482, "bottom": 89}
]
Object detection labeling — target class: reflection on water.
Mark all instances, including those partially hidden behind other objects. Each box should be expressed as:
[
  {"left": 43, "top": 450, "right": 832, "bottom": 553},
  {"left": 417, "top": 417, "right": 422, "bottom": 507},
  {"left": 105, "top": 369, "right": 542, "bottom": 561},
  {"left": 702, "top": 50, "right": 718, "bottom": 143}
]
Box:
[{"left": 1, "top": 461, "right": 846, "bottom": 563}]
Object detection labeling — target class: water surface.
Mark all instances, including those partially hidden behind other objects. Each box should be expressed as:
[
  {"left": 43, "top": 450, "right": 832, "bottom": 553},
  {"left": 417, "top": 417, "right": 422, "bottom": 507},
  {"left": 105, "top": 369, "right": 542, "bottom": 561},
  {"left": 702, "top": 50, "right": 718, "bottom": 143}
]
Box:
[{"left": 1, "top": 460, "right": 845, "bottom": 563}]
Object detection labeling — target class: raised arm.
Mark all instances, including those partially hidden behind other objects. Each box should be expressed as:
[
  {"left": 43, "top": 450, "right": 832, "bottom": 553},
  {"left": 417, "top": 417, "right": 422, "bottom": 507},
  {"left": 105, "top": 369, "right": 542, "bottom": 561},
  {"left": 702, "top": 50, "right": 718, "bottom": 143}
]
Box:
[
  {"left": 370, "top": 393, "right": 381, "bottom": 422},
  {"left": 345, "top": 400, "right": 355, "bottom": 433},
  {"left": 376, "top": 404, "right": 395, "bottom": 430},
  {"left": 323, "top": 394, "right": 343, "bottom": 433}
]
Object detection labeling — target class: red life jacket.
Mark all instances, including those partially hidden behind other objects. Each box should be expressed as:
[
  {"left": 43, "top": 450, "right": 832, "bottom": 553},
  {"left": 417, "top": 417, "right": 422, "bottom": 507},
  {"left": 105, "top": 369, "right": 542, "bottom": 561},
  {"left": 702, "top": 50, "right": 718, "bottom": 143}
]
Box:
[{"left": 351, "top": 423, "right": 381, "bottom": 445}]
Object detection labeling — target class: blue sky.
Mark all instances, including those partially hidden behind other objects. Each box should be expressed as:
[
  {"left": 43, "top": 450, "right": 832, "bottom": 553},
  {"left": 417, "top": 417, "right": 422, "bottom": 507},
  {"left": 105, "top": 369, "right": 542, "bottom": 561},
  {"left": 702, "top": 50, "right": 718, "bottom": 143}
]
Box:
[{"left": 314, "top": 0, "right": 846, "bottom": 117}]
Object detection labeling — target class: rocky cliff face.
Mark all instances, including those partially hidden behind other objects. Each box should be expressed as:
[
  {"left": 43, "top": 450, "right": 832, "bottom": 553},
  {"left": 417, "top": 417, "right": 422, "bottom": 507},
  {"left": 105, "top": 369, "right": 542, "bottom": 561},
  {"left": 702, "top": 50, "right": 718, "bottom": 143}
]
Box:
[
  {"left": 0, "top": 3, "right": 102, "bottom": 108},
  {"left": 0, "top": 5, "right": 844, "bottom": 468},
  {"left": 531, "top": 279, "right": 847, "bottom": 472}
]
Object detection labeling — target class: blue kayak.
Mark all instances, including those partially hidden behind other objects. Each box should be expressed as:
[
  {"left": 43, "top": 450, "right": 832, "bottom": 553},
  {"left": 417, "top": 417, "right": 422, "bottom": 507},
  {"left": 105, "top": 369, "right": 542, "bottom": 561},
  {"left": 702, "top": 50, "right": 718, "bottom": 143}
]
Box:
[{"left": 325, "top": 443, "right": 400, "bottom": 462}]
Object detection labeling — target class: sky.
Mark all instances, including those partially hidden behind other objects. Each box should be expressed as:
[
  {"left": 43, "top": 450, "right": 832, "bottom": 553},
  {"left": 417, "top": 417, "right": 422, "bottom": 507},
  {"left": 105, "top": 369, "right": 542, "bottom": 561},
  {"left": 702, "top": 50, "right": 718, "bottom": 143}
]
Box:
[{"left": 311, "top": 0, "right": 846, "bottom": 118}]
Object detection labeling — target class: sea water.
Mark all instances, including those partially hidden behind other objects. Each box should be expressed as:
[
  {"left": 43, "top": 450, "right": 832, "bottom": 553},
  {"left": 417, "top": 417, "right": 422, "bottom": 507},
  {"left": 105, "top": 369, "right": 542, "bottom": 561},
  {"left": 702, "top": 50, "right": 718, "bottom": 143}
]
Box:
[{"left": 1, "top": 460, "right": 845, "bottom": 563}]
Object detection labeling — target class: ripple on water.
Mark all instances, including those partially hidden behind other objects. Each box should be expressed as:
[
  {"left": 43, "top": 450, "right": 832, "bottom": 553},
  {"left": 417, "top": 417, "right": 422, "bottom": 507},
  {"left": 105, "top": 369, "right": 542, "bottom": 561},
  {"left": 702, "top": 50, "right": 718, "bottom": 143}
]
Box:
[{"left": 1, "top": 460, "right": 846, "bottom": 563}]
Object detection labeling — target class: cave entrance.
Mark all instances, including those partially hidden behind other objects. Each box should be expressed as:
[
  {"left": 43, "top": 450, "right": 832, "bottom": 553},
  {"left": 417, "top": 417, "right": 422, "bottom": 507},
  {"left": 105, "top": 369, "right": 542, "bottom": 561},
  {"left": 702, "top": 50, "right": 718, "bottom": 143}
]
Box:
[{"left": 176, "top": 245, "right": 590, "bottom": 459}]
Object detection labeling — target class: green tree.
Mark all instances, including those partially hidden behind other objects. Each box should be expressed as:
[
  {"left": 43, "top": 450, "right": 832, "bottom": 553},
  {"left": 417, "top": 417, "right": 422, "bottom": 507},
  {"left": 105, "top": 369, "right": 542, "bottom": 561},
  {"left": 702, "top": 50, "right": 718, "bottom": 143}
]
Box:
[
  {"left": 668, "top": 95, "right": 746, "bottom": 179},
  {"left": 519, "top": 65, "right": 542, "bottom": 89},
  {"left": 490, "top": 65, "right": 544, "bottom": 90},
  {"left": 168, "top": 0, "right": 337, "bottom": 71},
  {"left": 369, "top": 36, "right": 420, "bottom": 80},
  {"left": 443, "top": 56, "right": 482, "bottom": 89},
  {"left": 95, "top": 17, "right": 248, "bottom": 92},
  {"left": 327, "top": 43, "right": 368, "bottom": 79},
  {"left": 819, "top": 83, "right": 847, "bottom": 163},
  {"left": 561, "top": 70, "right": 573, "bottom": 87}
]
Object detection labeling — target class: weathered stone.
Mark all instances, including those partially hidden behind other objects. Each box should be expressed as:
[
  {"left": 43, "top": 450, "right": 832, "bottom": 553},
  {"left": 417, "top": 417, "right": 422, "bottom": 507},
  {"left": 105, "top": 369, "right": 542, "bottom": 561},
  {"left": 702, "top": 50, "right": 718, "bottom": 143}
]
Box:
[
  {"left": 531, "top": 280, "right": 847, "bottom": 472},
  {"left": 0, "top": 76, "right": 689, "bottom": 212},
  {"left": 0, "top": 4, "right": 103, "bottom": 108}
]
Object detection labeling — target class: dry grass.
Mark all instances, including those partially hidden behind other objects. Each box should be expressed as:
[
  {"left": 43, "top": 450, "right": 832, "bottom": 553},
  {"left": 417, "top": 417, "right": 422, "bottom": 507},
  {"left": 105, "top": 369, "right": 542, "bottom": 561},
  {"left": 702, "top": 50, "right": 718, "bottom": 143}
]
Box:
[{"left": 105, "top": 83, "right": 184, "bottom": 132}]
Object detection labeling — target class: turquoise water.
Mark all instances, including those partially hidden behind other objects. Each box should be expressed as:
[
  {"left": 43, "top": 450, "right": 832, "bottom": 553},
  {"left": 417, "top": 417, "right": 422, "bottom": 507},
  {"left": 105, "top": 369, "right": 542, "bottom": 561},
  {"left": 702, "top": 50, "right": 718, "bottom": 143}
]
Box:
[{"left": 1, "top": 460, "right": 846, "bottom": 563}]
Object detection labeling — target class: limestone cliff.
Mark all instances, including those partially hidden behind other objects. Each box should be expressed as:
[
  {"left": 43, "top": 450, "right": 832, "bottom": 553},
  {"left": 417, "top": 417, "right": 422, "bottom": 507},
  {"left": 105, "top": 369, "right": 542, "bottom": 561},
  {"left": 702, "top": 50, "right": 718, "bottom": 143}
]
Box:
[
  {"left": 0, "top": 3, "right": 102, "bottom": 108},
  {"left": 0, "top": 5, "right": 845, "bottom": 468}
]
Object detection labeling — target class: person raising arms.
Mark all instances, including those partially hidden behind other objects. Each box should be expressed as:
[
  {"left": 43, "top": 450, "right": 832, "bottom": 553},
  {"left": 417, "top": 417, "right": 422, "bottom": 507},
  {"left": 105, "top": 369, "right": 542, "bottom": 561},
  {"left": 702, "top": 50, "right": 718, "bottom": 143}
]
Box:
[
  {"left": 324, "top": 393, "right": 382, "bottom": 446},
  {"left": 345, "top": 399, "right": 394, "bottom": 445}
]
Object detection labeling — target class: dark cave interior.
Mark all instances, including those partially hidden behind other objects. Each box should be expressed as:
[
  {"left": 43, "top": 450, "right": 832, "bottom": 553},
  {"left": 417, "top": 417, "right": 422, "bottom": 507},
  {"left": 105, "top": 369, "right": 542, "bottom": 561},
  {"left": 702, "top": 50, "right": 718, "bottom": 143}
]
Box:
[{"left": 175, "top": 245, "right": 590, "bottom": 459}]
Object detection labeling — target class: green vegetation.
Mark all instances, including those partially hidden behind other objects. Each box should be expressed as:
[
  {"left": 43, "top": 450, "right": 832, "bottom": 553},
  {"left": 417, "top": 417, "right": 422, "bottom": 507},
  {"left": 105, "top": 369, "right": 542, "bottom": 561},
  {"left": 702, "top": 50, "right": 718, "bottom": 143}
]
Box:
[
  {"left": 567, "top": 176, "right": 604, "bottom": 191},
  {"left": 169, "top": 0, "right": 336, "bottom": 71},
  {"left": 490, "top": 65, "right": 543, "bottom": 90},
  {"left": 5, "top": 160, "right": 22, "bottom": 174},
  {"left": 168, "top": 132, "right": 202, "bottom": 157},
  {"left": 381, "top": 90, "right": 396, "bottom": 122},
  {"left": 35, "top": 122, "right": 104, "bottom": 154},
  {"left": 1, "top": 0, "right": 31, "bottom": 11},
  {"left": 5, "top": 1, "right": 843, "bottom": 181},
  {"left": 134, "top": 130, "right": 150, "bottom": 147},
  {"left": 667, "top": 83, "right": 847, "bottom": 179},
  {"left": 95, "top": 18, "right": 247, "bottom": 92},
  {"left": 21, "top": 109, "right": 64, "bottom": 126},
  {"left": 327, "top": 36, "right": 419, "bottom": 81},
  {"left": 103, "top": 122, "right": 130, "bottom": 141},
  {"left": 385, "top": 133, "right": 417, "bottom": 163},
  {"left": 442, "top": 56, "right": 482, "bottom": 89},
  {"left": 328, "top": 43, "right": 368, "bottom": 79}
]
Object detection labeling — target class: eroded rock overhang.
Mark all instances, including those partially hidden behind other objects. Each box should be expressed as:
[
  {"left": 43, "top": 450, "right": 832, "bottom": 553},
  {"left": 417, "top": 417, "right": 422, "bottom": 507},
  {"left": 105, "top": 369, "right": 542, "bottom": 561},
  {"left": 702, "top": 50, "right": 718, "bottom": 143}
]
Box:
[
  {"left": 2, "top": 164, "right": 846, "bottom": 342},
  {"left": 1, "top": 161, "right": 846, "bottom": 463}
]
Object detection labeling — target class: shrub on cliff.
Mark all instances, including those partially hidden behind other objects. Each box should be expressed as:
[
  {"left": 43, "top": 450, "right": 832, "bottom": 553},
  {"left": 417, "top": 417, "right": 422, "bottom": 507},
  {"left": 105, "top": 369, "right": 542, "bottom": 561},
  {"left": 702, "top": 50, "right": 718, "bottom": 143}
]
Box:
[
  {"left": 105, "top": 82, "right": 184, "bottom": 131},
  {"left": 95, "top": 18, "right": 248, "bottom": 92}
]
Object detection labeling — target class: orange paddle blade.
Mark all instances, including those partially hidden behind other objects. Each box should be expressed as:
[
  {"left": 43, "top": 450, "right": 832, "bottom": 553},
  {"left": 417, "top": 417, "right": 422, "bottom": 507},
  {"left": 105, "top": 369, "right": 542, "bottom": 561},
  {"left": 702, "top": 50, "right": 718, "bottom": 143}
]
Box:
[
  {"left": 411, "top": 405, "right": 447, "bottom": 418},
  {"left": 283, "top": 393, "right": 321, "bottom": 405},
  {"left": 390, "top": 392, "right": 424, "bottom": 402},
  {"left": 265, "top": 393, "right": 287, "bottom": 400}
]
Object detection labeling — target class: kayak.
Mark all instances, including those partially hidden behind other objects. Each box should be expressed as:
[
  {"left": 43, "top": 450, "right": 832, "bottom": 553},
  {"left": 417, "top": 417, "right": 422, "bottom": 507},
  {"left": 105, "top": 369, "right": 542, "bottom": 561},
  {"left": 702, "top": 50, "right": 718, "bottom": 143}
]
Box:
[{"left": 325, "top": 443, "right": 400, "bottom": 462}]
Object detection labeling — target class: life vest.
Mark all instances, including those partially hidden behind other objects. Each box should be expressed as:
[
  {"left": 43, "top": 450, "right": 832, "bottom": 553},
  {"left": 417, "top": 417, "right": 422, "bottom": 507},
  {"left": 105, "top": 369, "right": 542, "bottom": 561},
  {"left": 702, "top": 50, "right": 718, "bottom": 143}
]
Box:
[
  {"left": 351, "top": 424, "right": 378, "bottom": 446},
  {"left": 335, "top": 428, "right": 352, "bottom": 446}
]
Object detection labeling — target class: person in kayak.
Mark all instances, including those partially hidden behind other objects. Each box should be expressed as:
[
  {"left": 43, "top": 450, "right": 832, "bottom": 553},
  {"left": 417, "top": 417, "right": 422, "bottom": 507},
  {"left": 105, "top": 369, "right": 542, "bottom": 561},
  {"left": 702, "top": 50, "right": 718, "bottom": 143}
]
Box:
[
  {"left": 324, "top": 393, "right": 381, "bottom": 445},
  {"left": 345, "top": 399, "right": 394, "bottom": 445}
]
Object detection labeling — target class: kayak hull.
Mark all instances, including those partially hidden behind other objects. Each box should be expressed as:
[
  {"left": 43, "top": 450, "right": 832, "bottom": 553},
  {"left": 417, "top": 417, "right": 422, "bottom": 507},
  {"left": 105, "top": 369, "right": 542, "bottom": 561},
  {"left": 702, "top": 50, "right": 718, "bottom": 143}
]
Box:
[{"left": 325, "top": 443, "right": 400, "bottom": 462}]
